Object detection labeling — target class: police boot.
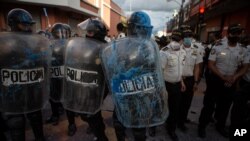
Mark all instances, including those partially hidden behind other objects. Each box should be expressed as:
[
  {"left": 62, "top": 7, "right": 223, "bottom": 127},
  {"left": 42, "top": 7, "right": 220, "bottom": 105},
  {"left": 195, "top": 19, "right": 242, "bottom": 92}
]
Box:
[
  {"left": 68, "top": 123, "right": 77, "bottom": 136},
  {"left": 45, "top": 116, "right": 59, "bottom": 125}
]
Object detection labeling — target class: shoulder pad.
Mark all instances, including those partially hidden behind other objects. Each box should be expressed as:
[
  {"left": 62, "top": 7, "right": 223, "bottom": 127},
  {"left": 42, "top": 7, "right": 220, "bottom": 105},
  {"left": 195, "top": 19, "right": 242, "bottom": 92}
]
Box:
[
  {"left": 193, "top": 44, "right": 199, "bottom": 48},
  {"left": 161, "top": 46, "right": 169, "bottom": 51},
  {"left": 240, "top": 44, "right": 247, "bottom": 48},
  {"left": 214, "top": 40, "right": 223, "bottom": 46}
]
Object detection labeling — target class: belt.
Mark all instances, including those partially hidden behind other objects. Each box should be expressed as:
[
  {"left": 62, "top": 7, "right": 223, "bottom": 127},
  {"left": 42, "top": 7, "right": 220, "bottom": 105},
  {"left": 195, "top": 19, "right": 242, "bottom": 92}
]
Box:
[{"left": 182, "top": 76, "right": 193, "bottom": 79}]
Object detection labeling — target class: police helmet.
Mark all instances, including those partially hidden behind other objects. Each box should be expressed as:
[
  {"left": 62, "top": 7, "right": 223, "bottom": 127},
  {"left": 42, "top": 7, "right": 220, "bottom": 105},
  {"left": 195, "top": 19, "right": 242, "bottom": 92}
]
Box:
[
  {"left": 180, "top": 24, "right": 191, "bottom": 31},
  {"left": 171, "top": 29, "right": 183, "bottom": 42},
  {"left": 51, "top": 23, "right": 67, "bottom": 39},
  {"left": 83, "top": 19, "right": 107, "bottom": 42},
  {"left": 63, "top": 24, "right": 72, "bottom": 38},
  {"left": 127, "top": 11, "right": 153, "bottom": 38},
  {"left": 7, "top": 8, "right": 35, "bottom": 32},
  {"left": 228, "top": 24, "right": 243, "bottom": 35},
  {"left": 183, "top": 29, "right": 193, "bottom": 37}
]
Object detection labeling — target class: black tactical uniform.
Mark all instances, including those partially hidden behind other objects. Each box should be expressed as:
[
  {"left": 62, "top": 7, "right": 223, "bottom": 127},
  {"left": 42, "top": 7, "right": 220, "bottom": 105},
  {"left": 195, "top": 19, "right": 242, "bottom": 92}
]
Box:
[{"left": 0, "top": 8, "right": 51, "bottom": 141}]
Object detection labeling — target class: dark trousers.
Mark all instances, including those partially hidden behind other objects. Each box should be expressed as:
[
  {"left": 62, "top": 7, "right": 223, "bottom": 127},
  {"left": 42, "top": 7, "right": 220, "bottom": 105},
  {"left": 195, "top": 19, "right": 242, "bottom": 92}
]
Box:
[
  {"left": 113, "top": 111, "right": 146, "bottom": 141},
  {"left": 230, "top": 79, "right": 250, "bottom": 141},
  {"left": 49, "top": 99, "right": 63, "bottom": 118},
  {"left": 199, "top": 74, "right": 235, "bottom": 128},
  {"left": 165, "top": 81, "right": 182, "bottom": 132},
  {"left": 0, "top": 112, "right": 6, "bottom": 141},
  {"left": 179, "top": 76, "right": 194, "bottom": 125},
  {"left": 66, "top": 110, "right": 75, "bottom": 125},
  {"left": 81, "top": 111, "right": 108, "bottom": 141},
  {"left": 6, "top": 110, "right": 44, "bottom": 141}
]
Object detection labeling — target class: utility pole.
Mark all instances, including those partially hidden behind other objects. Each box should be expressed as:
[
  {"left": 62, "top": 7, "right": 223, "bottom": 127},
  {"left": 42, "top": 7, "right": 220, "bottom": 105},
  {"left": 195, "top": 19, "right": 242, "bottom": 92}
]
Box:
[
  {"left": 179, "top": 0, "right": 185, "bottom": 28},
  {"left": 166, "top": 0, "right": 185, "bottom": 28}
]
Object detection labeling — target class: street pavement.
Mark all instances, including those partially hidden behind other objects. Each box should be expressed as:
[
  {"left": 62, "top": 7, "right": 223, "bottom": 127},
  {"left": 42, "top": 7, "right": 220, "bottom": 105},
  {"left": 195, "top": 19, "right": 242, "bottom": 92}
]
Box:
[{"left": 22, "top": 79, "right": 229, "bottom": 141}]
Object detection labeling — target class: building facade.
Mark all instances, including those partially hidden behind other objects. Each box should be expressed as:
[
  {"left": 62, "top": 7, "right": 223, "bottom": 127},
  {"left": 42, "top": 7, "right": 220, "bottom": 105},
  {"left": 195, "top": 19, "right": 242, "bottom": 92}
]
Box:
[
  {"left": 173, "top": 0, "right": 250, "bottom": 42},
  {"left": 0, "top": 0, "right": 125, "bottom": 36}
]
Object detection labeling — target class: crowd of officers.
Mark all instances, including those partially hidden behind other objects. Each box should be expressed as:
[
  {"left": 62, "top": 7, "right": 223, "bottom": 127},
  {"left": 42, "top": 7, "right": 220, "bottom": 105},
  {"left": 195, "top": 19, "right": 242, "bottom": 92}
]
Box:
[{"left": 0, "top": 8, "right": 249, "bottom": 141}]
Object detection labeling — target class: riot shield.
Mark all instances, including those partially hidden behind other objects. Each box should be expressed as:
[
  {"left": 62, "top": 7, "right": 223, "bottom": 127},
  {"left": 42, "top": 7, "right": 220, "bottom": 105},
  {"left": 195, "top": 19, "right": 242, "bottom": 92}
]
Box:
[
  {"left": 49, "top": 39, "right": 67, "bottom": 102},
  {"left": 101, "top": 37, "right": 168, "bottom": 128},
  {"left": 0, "top": 32, "right": 51, "bottom": 114},
  {"left": 63, "top": 37, "right": 105, "bottom": 114}
]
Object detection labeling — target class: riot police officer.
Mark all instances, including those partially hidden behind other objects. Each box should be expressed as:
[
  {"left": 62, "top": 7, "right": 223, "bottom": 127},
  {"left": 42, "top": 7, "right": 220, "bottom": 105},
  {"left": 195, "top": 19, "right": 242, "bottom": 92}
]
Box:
[
  {"left": 101, "top": 11, "right": 169, "bottom": 141},
  {"left": 178, "top": 28, "right": 203, "bottom": 132},
  {"left": 198, "top": 24, "right": 249, "bottom": 138},
  {"left": 0, "top": 8, "right": 51, "bottom": 141},
  {"left": 46, "top": 23, "right": 66, "bottom": 126},
  {"left": 46, "top": 23, "right": 78, "bottom": 136},
  {"left": 160, "top": 29, "right": 186, "bottom": 141},
  {"left": 63, "top": 18, "right": 109, "bottom": 141}
]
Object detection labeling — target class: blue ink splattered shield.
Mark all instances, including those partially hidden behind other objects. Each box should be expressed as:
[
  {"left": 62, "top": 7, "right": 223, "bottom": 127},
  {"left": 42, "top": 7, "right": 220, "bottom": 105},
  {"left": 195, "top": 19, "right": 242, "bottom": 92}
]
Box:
[
  {"left": 0, "top": 32, "right": 51, "bottom": 114},
  {"left": 101, "top": 37, "right": 169, "bottom": 128}
]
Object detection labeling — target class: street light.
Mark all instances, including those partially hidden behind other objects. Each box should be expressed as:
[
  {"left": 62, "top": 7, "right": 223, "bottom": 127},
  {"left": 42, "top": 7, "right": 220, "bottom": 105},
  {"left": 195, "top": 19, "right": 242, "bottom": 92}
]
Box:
[{"left": 166, "top": 0, "right": 185, "bottom": 28}]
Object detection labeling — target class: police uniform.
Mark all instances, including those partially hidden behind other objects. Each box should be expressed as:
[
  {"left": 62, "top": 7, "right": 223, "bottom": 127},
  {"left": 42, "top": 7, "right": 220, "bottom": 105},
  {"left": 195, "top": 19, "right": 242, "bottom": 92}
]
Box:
[
  {"left": 160, "top": 44, "right": 186, "bottom": 135},
  {"left": 242, "top": 45, "right": 250, "bottom": 83},
  {"left": 106, "top": 12, "right": 166, "bottom": 141},
  {"left": 0, "top": 9, "right": 50, "bottom": 141},
  {"left": 179, "top": 44, "right": 203, "bottom": 127},
  {"left": 192, "top": 39, "right": 205, "bottom": 58},
  {"left": 230, "top": 45, "right": 250, "bottom": 141},
  {"left": 192, "top": 39, "right": 206, "bottom": 77},
  {"left": 64, "top": 19, "right": 109, "bottom": 141},
  {"left": 199, "top": 43, "right": 249, "bottom": 135}
]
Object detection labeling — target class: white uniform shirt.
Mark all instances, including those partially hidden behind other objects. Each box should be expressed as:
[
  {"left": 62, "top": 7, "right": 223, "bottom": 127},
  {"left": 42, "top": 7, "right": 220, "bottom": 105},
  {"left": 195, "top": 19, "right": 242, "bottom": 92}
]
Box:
[
  {"left": 160, "top": 46, "right": 186, "bottom": 83},
  {"left": 209, "top": 43, "right": 248, "bottom": 76},
  {"left": 192, "top": 39, "right": 205, "bottom": 58},
  {"left": 243, "top": 45, "right": 250, "bottom": 82},
  {"left": 182, "top": 44, "right": 203, "bottom": 77}
]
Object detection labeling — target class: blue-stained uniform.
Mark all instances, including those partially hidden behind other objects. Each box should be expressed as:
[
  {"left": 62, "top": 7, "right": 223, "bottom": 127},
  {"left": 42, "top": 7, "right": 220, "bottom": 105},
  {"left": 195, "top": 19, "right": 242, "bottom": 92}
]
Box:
[{"left": 102, "top": 11, "right": 168, "bottom": 141}]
